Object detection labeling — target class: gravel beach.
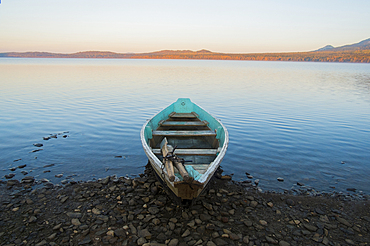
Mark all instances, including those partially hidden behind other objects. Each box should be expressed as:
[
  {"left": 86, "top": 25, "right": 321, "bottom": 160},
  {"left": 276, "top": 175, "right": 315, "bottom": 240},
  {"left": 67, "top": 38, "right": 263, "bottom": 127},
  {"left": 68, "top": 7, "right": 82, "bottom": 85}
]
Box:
[{"left": 1, "top": 164, "right": 369, "bottom": 246}]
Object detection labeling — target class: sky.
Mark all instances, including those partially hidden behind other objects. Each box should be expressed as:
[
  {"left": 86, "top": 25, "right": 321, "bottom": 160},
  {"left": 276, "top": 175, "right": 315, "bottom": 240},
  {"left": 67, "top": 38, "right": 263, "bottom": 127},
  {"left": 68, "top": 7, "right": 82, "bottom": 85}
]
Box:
[{"left": 0, "top": 0, "right": 369, "bottom": 54}]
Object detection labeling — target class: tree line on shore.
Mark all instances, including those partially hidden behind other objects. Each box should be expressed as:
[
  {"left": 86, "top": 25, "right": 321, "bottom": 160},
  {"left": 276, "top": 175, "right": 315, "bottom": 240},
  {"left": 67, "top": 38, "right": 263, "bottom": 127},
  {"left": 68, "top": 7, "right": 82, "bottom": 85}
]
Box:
[
  {"left": 1, "top": 50, "right": 369, "bottom": 63},
  {"left": 129, "top": 50, "right": 370, "bottom": 63}
]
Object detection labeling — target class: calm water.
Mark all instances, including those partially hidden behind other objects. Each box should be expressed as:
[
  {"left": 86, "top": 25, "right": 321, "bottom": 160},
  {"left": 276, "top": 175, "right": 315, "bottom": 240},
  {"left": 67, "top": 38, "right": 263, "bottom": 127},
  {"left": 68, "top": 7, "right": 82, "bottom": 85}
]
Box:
[{"left": 1, "top": 58, "right": 369, "bottom": 194}]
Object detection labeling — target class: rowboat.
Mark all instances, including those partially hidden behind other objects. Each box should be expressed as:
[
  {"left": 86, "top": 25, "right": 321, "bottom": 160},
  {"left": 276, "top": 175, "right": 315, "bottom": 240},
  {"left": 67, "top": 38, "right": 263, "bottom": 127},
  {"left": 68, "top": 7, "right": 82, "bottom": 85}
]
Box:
[{"left": 140, "top": 98, "right": 229, "bottom": 200}]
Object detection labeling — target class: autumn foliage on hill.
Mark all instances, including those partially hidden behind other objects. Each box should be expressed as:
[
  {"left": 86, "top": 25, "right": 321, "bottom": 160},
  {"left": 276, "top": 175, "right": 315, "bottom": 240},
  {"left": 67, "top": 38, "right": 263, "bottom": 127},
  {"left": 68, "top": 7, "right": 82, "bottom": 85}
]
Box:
[
  {"left": 128, "top": 50, "right": 370, "bottom": 63},
  {"left": 1, "top": 49, "right": 370, "bottom": 63}
]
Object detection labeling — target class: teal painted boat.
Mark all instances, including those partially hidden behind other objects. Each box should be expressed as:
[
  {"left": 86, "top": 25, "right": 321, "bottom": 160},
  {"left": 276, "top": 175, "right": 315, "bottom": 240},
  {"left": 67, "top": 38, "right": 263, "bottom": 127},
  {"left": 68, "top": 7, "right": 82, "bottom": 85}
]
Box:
[{"left": 141, "top": 98, "right": 229, "bottom": 200}]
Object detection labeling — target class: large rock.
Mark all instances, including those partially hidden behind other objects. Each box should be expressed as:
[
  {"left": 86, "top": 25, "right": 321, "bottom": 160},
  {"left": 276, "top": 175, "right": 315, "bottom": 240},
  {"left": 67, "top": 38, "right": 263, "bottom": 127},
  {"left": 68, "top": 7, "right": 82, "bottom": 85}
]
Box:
[{"left": 66, "top": 212, "right": 82, "bottom": 218}]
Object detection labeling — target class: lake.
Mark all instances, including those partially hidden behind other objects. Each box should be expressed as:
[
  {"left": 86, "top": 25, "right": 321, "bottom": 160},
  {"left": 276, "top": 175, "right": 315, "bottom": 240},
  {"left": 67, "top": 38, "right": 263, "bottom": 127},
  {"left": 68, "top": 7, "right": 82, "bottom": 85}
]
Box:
[{"left": 1, "top": 58, "right": 369, "bottom": 195}]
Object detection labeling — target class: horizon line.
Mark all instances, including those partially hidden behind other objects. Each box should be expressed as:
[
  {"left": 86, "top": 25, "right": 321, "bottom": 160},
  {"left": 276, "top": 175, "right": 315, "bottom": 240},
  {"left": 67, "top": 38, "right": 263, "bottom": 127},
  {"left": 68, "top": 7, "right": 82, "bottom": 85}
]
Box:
[{"left": 0, "top": 48, "right": 324, "bottom": 55}]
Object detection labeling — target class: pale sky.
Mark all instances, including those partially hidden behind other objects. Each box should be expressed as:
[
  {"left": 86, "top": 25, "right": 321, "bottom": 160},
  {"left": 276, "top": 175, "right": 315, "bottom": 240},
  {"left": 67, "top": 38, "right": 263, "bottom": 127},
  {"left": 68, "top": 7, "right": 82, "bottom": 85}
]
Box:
[{"left": 0, "top": 0, "right": 369, "bottom": 53}]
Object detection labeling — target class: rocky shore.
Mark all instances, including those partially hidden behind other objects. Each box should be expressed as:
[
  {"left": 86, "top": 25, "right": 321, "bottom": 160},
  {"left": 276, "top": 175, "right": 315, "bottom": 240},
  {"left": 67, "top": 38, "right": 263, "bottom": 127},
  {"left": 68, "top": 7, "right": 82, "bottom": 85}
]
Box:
[{"left": 1, "top": 165, "right": 369, "bottom": 246}]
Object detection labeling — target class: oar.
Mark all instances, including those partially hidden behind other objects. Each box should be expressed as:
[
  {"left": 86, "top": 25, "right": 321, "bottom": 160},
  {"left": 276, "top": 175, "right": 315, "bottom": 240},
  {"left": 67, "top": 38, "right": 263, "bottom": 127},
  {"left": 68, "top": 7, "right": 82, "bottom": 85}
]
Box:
[
  {"left": 173, "top": 159, "right": 190, "bottom": 182},
  {"left": 160, "top": 138, "right": 175, "bottom": 182},
  {"left": 169, "top": 145, "right": 190, "bottom": 182}
]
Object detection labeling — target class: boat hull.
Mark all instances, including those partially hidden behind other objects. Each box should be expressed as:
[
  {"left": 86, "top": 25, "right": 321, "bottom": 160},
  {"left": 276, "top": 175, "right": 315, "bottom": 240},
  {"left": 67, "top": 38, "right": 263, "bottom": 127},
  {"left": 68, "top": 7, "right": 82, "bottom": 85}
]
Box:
[{"left": 140, "top": 98, "right": 228, "bottom": 200}]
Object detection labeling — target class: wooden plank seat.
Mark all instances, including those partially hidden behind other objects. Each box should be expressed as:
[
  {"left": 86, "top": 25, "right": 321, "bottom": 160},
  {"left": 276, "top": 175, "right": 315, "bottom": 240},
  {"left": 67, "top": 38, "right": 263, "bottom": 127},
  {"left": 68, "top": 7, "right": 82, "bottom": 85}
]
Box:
[
  {"left": 152, "top": 148, "right": 218, "bottom": 155},
  {"left": 160, "top": 121, "right": 208, "bottom": 127},
  {"left": 152, "top": 130, "right": 216, "bottom": 137},
  {"left": 169, "top": 112, "right": 198, "bottom": 118}
]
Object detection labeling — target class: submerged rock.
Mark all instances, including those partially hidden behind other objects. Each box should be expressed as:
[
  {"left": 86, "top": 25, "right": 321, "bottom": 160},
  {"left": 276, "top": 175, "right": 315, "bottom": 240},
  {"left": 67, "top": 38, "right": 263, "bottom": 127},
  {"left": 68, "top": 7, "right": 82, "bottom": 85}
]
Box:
[
  {"left": 21, "top": 176, "right": 35, "bottom": 183},
  {"left": 30, "top": 149, "right": 43, "bottom": 153},
  {"left": 5, "top": 173, "right": 15, "bottom": 179}
]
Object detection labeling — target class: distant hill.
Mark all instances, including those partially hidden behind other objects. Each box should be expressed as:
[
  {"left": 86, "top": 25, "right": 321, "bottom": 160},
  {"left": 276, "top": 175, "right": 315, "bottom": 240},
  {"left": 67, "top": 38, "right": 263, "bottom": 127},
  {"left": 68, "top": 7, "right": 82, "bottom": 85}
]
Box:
[
  {"left": 316, "top": 45, "right": 335, "bottom": 51},
  {"left": 0, "top": 51, "right": 133, "bottom": 59},
  {"left": 1, "top": 39, "right": 370, "bottom": 63},
  {"left": 315, "top": 38, "right": 370, "bottom": 51}
]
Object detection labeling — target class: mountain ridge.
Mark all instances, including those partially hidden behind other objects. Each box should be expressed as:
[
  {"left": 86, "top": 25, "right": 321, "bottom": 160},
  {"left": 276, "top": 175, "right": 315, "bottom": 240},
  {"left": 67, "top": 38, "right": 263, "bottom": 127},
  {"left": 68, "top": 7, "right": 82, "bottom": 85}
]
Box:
[
  {"left": 1, "top": 38, "right": 370, "bottom": 63},
  {"left": 315, "top": 38, "right": 370, "bottom": 51}
]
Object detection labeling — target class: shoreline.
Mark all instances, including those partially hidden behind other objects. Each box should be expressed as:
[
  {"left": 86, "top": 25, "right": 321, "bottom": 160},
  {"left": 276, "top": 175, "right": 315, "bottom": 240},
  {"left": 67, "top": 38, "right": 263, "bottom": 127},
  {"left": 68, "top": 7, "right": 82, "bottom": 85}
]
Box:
[
  {"left": 1, "top": 165, "right": 369, "bottom": 246},
  {"left": 2, "top": 166, "right": 369, "bottom": 202}
]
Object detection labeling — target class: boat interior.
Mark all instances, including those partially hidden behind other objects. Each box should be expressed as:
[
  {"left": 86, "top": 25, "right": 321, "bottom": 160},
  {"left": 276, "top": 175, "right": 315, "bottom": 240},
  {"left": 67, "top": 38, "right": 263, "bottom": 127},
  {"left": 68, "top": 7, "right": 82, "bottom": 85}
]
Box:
[{"left": 150, "top": 112, "right": 221, "bottom": 175}]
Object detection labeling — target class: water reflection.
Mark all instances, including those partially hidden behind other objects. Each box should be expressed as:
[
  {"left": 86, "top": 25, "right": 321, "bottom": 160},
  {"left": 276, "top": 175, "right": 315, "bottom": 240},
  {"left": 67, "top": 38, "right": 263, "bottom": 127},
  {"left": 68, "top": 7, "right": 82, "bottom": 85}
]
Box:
[{"left": 0, "top": 58, "right": 369, "bottom": 194}]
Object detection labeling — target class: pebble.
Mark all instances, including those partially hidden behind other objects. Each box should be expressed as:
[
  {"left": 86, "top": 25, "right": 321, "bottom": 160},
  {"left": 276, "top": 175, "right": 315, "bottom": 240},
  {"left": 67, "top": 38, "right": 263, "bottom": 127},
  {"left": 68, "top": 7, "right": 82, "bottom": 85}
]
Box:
[
  {"left": 250, "top": 201, "right": 258, "bottom": 207},
  {"left": 221, "top": 175, "right": 232, "bottom": 180},
  {"left": 229, "top": 233, "right": 239, "bottom": 240},
  {"left": 71, "top": 218, "right": 81, "bottom": 226},
  {"left": 214, "top": 238, "right": 228, "bottom": 245},
  {"left": 207, "top": 241, "right": 217, "bottom": 246},
  {"left": 286, "top": 198, "right": 295, "bottom": 206},
  {"left": 29, "top": 216, "right": 37, "bottom": 223},
  {"left": 345, "top": 239, "right": 355, "bottom": 245},
  {"left": 279, "top": 241, "right": 290, "bottom": 246},
  {"left": 21, "top": 176, "right": 35, "bottom": 183},
  {"left": 203, "top": 202, "right": 213, "bottom": 211},
  {"left": 266, "top": 236, "right": 278, "bottom": 244},
  {"left": 137, "top": 237, "right": 147, "bottom": 245},
  {"left": 148, "top": 206, "right": 160, "bottom": 214},
  {"left": 259, "top": 220, "right": 268, "bottom": 226},
  {"left": 303, "top": 223, "right": 317, "bottom": 232},
  {"left": 138, "top": 229, "right": 152, "bottom": 239},
  {"left": 337, "top": 217, "right": 352, "bottom": 227},
  {"left": 7, "top": 179, "right": 20, "bottom": 186},
  {"left": 168, "top": 238, "right": 179, "bottom": 246},
  {"left": 67, "top": 212, "right": 82, "bottom": 218},
  {"left": 35, "top": 240, "right": 48, "bottom": 246}
]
